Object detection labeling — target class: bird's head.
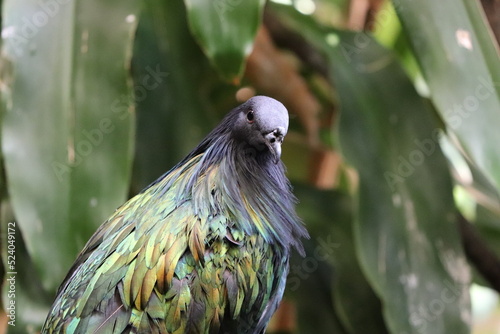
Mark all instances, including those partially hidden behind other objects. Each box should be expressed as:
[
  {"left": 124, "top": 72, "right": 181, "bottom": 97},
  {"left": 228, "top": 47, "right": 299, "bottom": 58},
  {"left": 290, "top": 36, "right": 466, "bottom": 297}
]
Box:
[{"left": 231, "top": 96, "right": 289, "bottom": 164}]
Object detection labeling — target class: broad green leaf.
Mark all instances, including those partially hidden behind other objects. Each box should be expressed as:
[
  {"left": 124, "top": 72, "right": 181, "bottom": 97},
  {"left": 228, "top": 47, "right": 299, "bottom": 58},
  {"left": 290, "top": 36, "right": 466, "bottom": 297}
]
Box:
[
  {"left": 393, "top": 0, "right": 500, "bottom": 194},
  {"left": 293, "top": 184, "right": 388, "bottom": 334},
  {"left": 270, "top": 4, "right": 471, "bottom": 334},
  {"left": 334, "top": 35, "right": 471, "bottom": 334},
  {"left": 439, "top": 124, "right": 500, "bottom": 289},
  {"left": 1, "top": 0, "right": 138, "bottom": 297},
  {"left": 132, "top": 0, "right": 236, "bottom": 191},
  {"left": 371, "top": 3, "right": 421, "bottom": 82},
  {"left": 183, "top": 0, "right": 265, "bottom": 82}
]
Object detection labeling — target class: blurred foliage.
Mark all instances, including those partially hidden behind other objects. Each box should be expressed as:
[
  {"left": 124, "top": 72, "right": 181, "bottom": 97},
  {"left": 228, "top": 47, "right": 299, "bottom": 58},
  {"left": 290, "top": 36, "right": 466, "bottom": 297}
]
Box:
[{"left": 1, "top": 0, "right": 500, "bottom": 333}]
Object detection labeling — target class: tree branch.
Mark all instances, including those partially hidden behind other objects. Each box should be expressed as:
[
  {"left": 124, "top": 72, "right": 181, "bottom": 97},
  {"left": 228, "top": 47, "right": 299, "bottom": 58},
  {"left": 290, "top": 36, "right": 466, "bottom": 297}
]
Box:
[
  {"left": 263, "top": 11, "right": 329, "bottom": 78},
  {"left": 480, "top": 0, "right": 500, "bottom": 45},
  {"left": 458, "top": 214, "right": 500, "bottom": 292}
]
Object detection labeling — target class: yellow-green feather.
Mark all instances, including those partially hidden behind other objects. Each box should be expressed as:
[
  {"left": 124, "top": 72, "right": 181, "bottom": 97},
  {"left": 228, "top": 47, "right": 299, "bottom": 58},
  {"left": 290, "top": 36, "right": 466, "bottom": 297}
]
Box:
[{"left": 42, "top": 139, "right": 302, "bottom": 334}]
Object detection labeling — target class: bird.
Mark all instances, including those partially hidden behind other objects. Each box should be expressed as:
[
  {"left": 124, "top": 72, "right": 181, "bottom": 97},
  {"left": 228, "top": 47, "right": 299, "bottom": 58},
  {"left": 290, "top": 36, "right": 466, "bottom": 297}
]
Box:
[{"left": 41, "top": 95, "right": 309, "bottom": 334}]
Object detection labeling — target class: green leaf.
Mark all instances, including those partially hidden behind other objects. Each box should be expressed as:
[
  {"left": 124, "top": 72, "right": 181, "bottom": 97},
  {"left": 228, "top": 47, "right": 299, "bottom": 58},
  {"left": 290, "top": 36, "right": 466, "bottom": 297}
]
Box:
[
  {"left": 132, "top": 0, "right": 237, "bottom": 191},
  {"left": 293, "top": 184, "right": 388, "bottom": 334},
  {"left": 334, "top": 34, "right": 471, "bottom": 334},
  {"left": 270, "top": 4, "right": 471, "bottom": 334},
  {"left": 133, "top": 0, "right": 214, "bottom": 190},
  {"left": 393, "top": 0, "right": 500, "bottom": 194},
  {"left": 1, "top": 0, "right": 139, "bottom": 294},
  {"left": 183, "top": 0, "right": 265, "bottom": 82}
]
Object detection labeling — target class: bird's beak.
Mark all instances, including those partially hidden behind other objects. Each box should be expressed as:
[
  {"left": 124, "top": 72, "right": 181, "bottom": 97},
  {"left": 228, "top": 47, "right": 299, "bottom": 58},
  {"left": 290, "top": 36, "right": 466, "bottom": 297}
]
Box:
[{"left": 264, "top": 128, "right": 285, "bottom": 164}]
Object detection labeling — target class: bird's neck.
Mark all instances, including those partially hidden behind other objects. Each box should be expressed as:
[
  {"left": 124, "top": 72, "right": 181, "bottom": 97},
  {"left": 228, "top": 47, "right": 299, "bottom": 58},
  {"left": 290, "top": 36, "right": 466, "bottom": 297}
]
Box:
[
  {"left": 188, "top": 135, "right": 305, "bottom": 253},
  {"left": 151, "top": 134, "right": 306, "bottom": 253}
]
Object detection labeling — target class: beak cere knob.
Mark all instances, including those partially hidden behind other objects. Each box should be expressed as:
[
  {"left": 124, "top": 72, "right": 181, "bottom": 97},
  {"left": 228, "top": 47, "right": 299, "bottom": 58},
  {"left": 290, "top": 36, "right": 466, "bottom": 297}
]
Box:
[{"left": 264, "top": 127, "right": 285, "bottom": 164}]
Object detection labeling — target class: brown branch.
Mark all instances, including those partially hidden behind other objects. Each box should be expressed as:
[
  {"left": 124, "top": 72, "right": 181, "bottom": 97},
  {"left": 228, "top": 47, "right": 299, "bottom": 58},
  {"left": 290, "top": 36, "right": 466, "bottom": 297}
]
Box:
[
  {"left": 263, "top": 11, "right": 329, "bottom": 78},
  {"left": 480, "top": 0, "right": 500, "bottom": 45},
  {"left": 458, "top": 214, "right": 500, "bottom": 292}
]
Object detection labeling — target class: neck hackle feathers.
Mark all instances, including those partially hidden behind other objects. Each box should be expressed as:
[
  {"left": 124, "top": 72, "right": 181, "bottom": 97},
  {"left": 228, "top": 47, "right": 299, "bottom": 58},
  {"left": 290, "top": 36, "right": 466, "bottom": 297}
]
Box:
[{"left": 158, "top": 95, "right": 307, "bottom": 253}]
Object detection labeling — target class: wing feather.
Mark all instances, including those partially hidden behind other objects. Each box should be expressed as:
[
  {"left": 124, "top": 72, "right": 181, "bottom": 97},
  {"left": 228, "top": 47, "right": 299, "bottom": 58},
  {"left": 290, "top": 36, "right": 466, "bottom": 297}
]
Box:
[{"left": 42, "top": 153, "right": 292, "bottom": 334}]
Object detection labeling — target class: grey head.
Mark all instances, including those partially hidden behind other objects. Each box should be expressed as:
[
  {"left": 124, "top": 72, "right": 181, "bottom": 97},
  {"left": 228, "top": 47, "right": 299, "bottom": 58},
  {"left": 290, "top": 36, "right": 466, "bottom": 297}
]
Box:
[{"left": 232, "top": 96, "right": 289, "bottom": 164}]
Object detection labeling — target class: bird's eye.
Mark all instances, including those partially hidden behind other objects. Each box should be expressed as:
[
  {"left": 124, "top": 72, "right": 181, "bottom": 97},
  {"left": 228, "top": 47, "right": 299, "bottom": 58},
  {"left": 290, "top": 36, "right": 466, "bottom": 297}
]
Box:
[{"left": 246, "top": 110, "right": 255, "bottom": 123}]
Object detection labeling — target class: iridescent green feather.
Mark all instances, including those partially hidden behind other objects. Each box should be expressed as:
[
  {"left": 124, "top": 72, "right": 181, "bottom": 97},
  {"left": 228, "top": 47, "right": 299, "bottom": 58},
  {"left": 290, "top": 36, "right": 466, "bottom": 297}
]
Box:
[
  {"left": 42, "top": 96, "right": 308, "bottom": 334},
  {"left": 42, "top": 153, "right": 294, "bottom": 334}
]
